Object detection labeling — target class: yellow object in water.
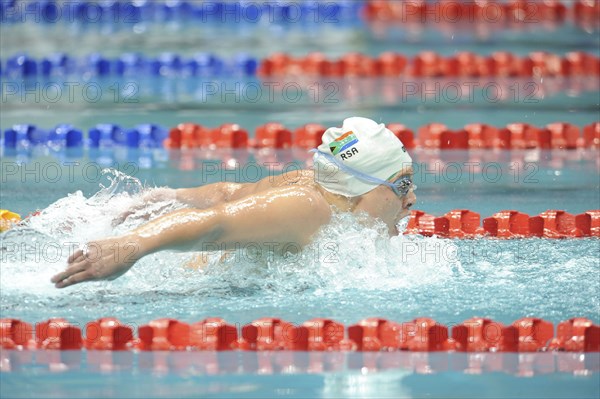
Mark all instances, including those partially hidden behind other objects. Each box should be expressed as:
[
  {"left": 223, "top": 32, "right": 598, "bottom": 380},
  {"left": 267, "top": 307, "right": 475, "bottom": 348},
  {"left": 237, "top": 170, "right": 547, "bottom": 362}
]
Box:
[{"left": 0, "top": 210, "right": 21, "bottom": 232}]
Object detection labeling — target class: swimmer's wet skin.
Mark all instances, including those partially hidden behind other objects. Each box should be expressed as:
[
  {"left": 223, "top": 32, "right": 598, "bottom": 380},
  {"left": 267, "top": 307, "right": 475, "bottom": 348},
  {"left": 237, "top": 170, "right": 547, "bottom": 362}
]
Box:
[{"left": 51, "top": 117, "right": 416, "bottom": 288}]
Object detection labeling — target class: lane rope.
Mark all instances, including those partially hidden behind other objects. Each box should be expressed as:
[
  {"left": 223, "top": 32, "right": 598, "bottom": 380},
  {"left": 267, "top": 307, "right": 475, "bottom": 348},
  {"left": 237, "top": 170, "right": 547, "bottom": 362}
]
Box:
[
  {"left": 1, "top": 0, "right": 597, "bottom": 32},
  {"left": 3, "top": 121, "right": 599, "bottom": 150},
  {"left": 1, "top": 316, "right": 598, "bottom": 352},
  {"left": 3, "top": 51, "right": 598, "bottom": 78}
]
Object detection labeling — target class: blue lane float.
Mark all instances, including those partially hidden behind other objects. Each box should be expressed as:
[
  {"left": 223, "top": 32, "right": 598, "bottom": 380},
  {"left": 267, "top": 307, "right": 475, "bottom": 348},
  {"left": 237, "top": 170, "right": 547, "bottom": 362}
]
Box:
[
  {"left": 4, "top": 54, "right": 38, "bottom": 77},
  {"left": 49, "top": 124, "right": 84, "bottom": 148},
  {"left": 2, "top": 53, "right": 258, "bottom": 78},
  {"left": 2, "top": 124, "right": 166, "bottom": 149},
  {"left": 89, "top": 123, "right": 167, "bottom": 148},
  {"left": 0, "top": 1, "right": 363, "bottom": 25},
  {"left": 41, "top": 53, "right": 73, "bottom": 76},
  {"left": 3, "top": 124, "right": 38, "bottom": 148},
  {"left": 126, "top": 124, "right": 168, "bottom": 149},
  {"left": 88, "top": 124, "right": 122, "bottom": 148},
  {"left": 3, "top": 124, "right": 83, "bottom": 149}
]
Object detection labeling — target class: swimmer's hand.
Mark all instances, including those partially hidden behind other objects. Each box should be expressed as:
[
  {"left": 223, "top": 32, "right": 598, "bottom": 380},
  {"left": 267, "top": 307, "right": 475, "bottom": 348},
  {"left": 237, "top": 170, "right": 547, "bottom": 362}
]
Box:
[{"left": 51, "top": 236, "right": 142, "bottom": 288}]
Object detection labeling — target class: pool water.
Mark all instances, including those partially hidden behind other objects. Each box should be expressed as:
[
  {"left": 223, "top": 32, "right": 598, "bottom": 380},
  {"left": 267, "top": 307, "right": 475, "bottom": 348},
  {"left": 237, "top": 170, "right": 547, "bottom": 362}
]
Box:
[
  {"left": 2, "top": 351, "right": 599, "bottom": 398},
  {"left": 1, "top": 162, "right": 599, "bottom": 323},
  {"left": 1, "top": 157, "right": 599, "bottom": 398}
]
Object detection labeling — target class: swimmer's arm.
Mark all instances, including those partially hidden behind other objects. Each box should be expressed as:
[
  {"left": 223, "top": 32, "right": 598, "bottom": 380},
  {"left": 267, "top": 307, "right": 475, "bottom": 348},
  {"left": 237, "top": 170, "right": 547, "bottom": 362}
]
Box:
[
  {"left": 134, "top": 186, "right": 330, "bottom": 255},
  {"left": 52, "top": 187, "right": 330, "bottom": 288}
]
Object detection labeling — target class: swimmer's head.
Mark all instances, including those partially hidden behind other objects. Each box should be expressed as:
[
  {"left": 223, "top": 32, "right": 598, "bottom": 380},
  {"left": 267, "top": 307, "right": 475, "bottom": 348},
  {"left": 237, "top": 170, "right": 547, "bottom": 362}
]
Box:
[{"left": 312, "top": 117, "right": 413, "bottom": 197}]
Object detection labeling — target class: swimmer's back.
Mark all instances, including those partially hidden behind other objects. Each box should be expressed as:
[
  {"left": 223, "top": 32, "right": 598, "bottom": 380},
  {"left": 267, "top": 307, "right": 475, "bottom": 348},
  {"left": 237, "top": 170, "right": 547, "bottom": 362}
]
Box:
[{"left": 230, "top": 169, "right": 317, "bottom": 200}]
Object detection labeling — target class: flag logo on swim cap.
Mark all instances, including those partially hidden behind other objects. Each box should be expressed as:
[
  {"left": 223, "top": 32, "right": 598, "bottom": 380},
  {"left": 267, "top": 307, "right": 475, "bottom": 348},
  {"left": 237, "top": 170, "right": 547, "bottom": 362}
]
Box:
[{"left": 329, "top": 131, "right": 358, "bottom": 155}]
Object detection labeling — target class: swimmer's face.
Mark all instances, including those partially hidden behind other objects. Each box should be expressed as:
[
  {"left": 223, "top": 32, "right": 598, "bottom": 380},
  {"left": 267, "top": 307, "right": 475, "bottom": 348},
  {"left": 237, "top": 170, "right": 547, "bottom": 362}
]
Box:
[{"left": 354, "top": 166, "right": 416, "bottom": 236}]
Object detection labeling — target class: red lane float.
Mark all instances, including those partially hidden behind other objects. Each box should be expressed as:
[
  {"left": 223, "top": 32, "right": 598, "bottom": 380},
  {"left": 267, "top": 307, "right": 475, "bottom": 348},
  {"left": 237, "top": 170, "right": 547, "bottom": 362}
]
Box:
[
  {"left": 452, "top": 318, "right": 518, "bottom": 352},
  {"left": 35, "top": 318, "right": 82, "bottom": 350},
  {"left": 363, "top": 0, "right": 598, "bottom": 30},
  {"left": 302, "top": 318, "right": 348, "bottom": 351},
  {"left": 344, "top": 317, "right": 453, "bottom": 352},
  {"left": 434, "top": 210, "right": 485, "bottom": 238},
  {"left": 239, "top": 317, "right": 306, "bottom": 350},
  {"left": 576, "top": 210, "right": 600, "bottom": 237},
  {"left": 258, "top": 51, "right": 599, "bottom": 78},
  {"left": 408, "top": 209, "right": 600, "bottom": 238},
  {"left": 405, "top": 210, "right": 437, "bottom": 236},
  {"left": 465, "top": 123, "right": 512, "bottom": 149},
  {"left": 584, "top": 122, "right": 600, "bottom": 147},
  {"left": 293, "top": 123, "right": 326, "bottom": 149},
  {"left": 2, "top": 317, "right": 598, "bottom": 353},
  {"left": 513, "top": 318, "right": 555, "bottom": 352},
  {"left": 85, "top": 317, "right": 133, "bottom": 351},
  {"left": 163, "top": 121, "right": 599, "bottom": 150},
  {"left": 0, "top": 319, "right": 34, "bottom": 350},
  {"left": 574, "top": 0, "right": 600, "bottom": 31},
  {"left": 165, "top": 123, "right": 248, "bottom": 149},
  {"left": 482, "top": 211, "right": 532, "bottom": 238},
  {"left": 253, "top": 123, "right": 292, "bottom": 149},
  {"left": 402, "top": 318, "right": 454, "bottom": 352},
  {"left": 191, "top": 318, "right": 238, "bottom": 351},
  {"left": 549, "top": 318, "right": 600, "bottom": 352},
  {"left": 536, "top": 210, "right": 582, "bottom": 238},
  {"left": 137, "top": 318, "right": 190, "bottom": 351}
]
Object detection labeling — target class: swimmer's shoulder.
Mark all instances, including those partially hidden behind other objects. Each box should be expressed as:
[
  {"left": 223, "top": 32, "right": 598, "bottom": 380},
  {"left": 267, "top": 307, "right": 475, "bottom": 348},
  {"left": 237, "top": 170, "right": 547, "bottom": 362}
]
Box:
[{"left": 254, "top": 169, "right": 315, "bottom": 190}]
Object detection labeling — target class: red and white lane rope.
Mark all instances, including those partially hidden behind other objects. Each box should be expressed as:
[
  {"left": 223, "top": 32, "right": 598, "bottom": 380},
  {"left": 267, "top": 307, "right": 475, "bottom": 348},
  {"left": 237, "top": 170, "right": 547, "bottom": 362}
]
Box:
[
  {"left": 1, "top": 316, "right": 598, "bottom": 353},
  {"left": 164, "top": 121, "right": 600, "bottom": 150},
  {"left": 258, "top": 51, "right": 599, "bottom": 78},
  {"left": 5, "top": 121, "right": 598, "bottom": 150},
  {"left": 406, "top": 209, "right": 600, "bottom": 239},
  {"left": 363, "top": 0, "right": 600, "bottom": 31}
]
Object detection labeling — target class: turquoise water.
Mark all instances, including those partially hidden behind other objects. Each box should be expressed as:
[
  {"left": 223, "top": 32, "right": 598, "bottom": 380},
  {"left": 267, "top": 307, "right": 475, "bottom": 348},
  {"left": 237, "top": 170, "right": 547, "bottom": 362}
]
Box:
[
  {"left": 1, "top": 166, "right": 599, "bottom": 398},
  {"left": 1, "top": 4, "right": 600, "bottom": 399},
  {"left": 2, "top": 164, "right": 599, "bottom": 326},
  {"left": 2, "top": 352, "right": 599, "bottom": 398}
]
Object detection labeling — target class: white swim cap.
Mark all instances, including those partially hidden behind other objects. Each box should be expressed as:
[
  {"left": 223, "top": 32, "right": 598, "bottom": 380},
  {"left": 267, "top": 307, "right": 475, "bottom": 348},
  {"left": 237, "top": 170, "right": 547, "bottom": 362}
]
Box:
[{"left": 312, "top": 117, "right": 413, "bottom": 197}]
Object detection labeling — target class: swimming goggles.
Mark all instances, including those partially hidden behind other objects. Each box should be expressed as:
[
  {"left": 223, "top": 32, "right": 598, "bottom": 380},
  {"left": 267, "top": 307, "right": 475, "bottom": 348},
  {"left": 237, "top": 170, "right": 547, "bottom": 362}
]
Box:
[
  {"left": 311, "top": 149, "right": 416, "bottom": 198},
  {"left": 387, "top": 175, "right": 416, "bottom": 198}
]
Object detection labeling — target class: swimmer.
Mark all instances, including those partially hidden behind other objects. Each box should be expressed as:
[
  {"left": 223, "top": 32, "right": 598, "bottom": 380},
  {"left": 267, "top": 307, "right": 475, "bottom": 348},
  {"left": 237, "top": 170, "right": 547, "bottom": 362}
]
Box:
[{"left": 51, "top": 117, "right": 416, "bottom": 288}]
